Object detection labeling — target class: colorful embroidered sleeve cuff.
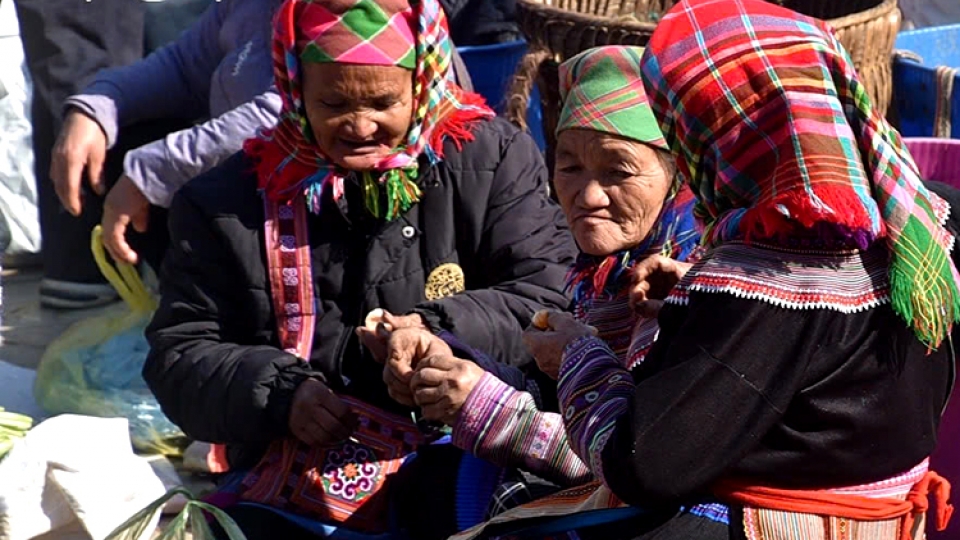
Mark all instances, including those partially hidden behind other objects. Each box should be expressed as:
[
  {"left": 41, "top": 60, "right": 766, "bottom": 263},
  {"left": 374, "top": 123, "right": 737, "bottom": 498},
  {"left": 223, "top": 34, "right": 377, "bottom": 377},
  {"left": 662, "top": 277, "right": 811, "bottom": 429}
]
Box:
[
  {"left": 453, "top": 372, "right": 591, "bottom": 486},
  {"left": 558, "top": 336, "right": 635, "bottom": 484}
]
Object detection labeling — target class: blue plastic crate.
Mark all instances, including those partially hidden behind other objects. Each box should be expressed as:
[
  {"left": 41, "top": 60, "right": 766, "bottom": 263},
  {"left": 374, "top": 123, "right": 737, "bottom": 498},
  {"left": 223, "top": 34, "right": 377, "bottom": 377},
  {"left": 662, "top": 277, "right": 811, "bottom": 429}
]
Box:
[
  {"left": 456, "top": 40, "right": 546, "bottom": 150},
  {"left": 893, "top": 24, "right": 960, "bottom": 138}
]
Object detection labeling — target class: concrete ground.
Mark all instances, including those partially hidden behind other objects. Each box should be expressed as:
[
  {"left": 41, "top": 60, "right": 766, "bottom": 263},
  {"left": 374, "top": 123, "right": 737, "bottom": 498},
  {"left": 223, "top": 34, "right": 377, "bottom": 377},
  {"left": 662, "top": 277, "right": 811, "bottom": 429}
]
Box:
[{"left": 1, "top": 265, "right": 112, "bottom": 371}]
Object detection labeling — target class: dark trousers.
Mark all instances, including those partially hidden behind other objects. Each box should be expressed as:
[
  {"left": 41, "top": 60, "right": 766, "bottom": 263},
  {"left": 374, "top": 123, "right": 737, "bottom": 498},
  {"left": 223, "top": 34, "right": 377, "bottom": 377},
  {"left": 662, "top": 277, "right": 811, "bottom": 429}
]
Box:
[{"left": 15, "top": 0, "right": 173, "bottom": 282}]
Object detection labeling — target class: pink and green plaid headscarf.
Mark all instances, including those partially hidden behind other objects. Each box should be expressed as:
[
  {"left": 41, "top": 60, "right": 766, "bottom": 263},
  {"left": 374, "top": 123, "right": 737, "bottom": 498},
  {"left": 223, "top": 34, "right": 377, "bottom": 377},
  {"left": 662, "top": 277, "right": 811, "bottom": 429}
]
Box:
[
  {"left": 246, "top": 0, "right": 494, "bottom": 220},
  {"left": 557, "top": 46, "right": 667, "bottom": 150},
  {"left": 297, "top": 0, "right": 417, "bottom": 68},
  {"left": 641, "top": 0, "right": 960, "bottom": 349}
]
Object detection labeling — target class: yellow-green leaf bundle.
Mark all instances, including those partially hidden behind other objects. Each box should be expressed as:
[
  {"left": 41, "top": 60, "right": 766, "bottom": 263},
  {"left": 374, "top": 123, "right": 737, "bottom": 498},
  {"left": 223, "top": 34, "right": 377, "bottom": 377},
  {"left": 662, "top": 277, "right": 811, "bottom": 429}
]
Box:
[{"left": 0, "top": 407, "right": 34, "bottom": 459}]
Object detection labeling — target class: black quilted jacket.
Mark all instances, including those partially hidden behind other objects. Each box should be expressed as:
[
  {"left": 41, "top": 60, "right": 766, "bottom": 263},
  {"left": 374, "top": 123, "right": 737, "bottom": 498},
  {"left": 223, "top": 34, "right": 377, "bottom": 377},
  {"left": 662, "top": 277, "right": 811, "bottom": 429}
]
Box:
[{"left": 143, "top": 117, "right": 576, "bottom": 465}]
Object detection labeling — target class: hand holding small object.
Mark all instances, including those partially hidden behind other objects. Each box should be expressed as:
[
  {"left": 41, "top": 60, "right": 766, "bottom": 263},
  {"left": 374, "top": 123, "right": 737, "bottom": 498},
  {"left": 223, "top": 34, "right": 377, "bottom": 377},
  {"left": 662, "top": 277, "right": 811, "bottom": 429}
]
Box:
[
  {"left": 380, "top": 324, "right": 452, "bottom": 407},
  {"left": 523, "top": 310, "right": 597, "bottom": 379},
  {"left": 409, "top": 355, "right": 485, "bottom": 425},
  {"left": 356, "top": 308, "right": 427, "bottom": 363}
]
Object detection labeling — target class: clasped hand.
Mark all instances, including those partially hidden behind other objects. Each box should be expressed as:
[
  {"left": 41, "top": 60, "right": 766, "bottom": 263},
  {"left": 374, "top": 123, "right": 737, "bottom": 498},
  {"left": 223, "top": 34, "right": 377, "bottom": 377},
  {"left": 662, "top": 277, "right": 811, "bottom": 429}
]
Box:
[{"left": 359, "top": 310, "right": 485, "bottom": 426}]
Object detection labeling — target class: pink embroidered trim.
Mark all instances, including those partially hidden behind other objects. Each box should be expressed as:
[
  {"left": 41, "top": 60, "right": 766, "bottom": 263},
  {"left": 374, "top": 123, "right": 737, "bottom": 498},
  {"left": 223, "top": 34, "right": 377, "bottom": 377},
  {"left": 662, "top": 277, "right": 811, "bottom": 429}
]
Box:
[
  {"left": 828, "top": 459, "right": 930, "bottom": 500},
  {"left": 264, "top": 194, "right": 317, "bottom": 359},
  {"left": 666, "top": 242, "right": 890, "bottom": 314}
]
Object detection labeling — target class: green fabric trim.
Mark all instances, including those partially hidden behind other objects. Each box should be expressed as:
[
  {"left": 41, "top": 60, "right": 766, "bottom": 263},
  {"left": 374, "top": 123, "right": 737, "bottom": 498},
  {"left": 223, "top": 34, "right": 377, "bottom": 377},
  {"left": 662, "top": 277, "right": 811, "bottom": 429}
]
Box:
[
  {"left": 889, "top": 214, "right": 960, "bottom": 349},
  {"left": 342, "top": 0, "right": 391, "bottom": 40},
  {"left": 301, "top": 43, "right": 336, "bottom": 64},
  {"left": 398, "top": 47, "right": 417, "bottom": 70}
]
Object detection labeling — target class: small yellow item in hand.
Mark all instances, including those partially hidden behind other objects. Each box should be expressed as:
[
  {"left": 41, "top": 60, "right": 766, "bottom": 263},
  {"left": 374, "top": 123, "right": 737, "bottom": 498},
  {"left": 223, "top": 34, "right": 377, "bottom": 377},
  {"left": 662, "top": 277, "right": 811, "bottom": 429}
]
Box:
[{"left": 532, "top": 310, "right": 551, "bottom": 330}]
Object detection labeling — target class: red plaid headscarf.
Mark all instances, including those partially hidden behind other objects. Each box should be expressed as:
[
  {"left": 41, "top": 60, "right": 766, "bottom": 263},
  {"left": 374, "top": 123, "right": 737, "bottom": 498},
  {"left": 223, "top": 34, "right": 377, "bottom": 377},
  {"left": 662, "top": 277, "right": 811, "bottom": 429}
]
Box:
[{"left": 641, "top": 0, "right": 960, "bottom": 349}]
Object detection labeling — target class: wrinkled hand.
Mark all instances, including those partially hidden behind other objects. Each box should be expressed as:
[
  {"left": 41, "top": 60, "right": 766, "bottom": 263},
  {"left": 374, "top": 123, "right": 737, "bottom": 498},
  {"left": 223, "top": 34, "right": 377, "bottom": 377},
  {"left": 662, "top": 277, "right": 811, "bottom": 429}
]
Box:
[
  {"left": 288, "top": 378, "right": 358, "bottom": 447},
  {"left": 410, "top": 355, "right": 485, "bottom": 425},
  {"left": 382, "top": 327, "right": 452, "bottom": 407},
  {"left": 356, "top": 310, "right": 426, "bottom": 364},
  {"left": 522, "top": 311, "right": 597, "bottom": 379},
  {"left": 51, "top": 110, "right": 108, "bottom": 215},
  {"left": 102, "top": 176, "right": 149, "bottom": 264},
  {"left": 629, "top": 255, "right": 693, "bottom": 318}
]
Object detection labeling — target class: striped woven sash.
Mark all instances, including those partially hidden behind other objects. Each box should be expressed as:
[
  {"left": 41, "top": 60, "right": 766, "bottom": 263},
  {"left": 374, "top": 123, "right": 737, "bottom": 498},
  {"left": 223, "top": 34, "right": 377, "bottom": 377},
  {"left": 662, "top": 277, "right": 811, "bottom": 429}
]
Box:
[{"left": 715, "top": 460, "right": 954, "bottom": 540}]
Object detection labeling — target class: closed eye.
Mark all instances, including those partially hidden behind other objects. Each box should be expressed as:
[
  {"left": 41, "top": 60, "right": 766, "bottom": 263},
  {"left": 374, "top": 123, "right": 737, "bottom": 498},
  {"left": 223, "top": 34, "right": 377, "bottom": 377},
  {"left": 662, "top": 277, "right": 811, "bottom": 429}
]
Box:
[
  {"left": 605, "top": 169, "right": 634, "bottom": 181},
  {"left": 319, "top": 98, "right": 347, "bottom": 109},
  {"left": 557, "top": 164, "right": 582, "bottom": 175},
  {"left": 373, "top": 97, "right": 400, "bottom": 110}
]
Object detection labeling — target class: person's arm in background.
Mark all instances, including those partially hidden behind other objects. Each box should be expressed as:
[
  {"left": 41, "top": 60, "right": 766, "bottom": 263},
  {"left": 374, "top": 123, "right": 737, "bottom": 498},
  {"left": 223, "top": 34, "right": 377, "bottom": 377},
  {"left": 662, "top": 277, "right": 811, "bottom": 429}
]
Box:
[
  {"left": 414, "top": 131, "right": 577, "bottom": 366},
  {"left": 68, "top": 0, "right": 282, "bottom": 208},
  {"left": 50, "top": 1, "right": 238, "bottom": 263},
  {"left": 122, "top": 88, "right": 282, "bottom": 208},
  {"left": 95, "top": 86, "right": 278, "bottom": 265}
]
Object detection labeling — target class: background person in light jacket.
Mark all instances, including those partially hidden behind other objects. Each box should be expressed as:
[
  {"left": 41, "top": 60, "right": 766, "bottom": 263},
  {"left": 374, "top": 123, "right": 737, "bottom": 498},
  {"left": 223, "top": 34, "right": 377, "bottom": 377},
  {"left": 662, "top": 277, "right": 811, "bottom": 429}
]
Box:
[{"left": 46, "top": 0, "right": 281, "bottom": 309}]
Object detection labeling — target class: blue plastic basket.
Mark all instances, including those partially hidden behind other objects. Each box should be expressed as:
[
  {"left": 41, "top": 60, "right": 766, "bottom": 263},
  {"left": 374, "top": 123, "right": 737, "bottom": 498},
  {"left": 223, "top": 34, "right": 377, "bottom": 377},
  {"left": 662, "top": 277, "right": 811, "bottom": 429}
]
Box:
[
  {"left": 456, "top": 40, "right": 546, "bottom": 150},
  {"left": 893, "top": 24, "right": 960, "bottom": 138}
]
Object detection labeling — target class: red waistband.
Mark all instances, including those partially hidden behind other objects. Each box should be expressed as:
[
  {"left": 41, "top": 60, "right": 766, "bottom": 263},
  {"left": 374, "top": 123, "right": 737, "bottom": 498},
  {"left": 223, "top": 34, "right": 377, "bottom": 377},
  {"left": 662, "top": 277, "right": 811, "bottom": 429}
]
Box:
[{"left": 714, "top": 469, "right": 953, "bottom": 540}]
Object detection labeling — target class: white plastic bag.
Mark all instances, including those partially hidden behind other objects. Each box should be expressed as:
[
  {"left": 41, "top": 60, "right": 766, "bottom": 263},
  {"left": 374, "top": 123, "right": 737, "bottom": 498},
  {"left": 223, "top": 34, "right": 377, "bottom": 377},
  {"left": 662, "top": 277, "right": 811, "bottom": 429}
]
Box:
[
  {"left": 0, "top": 0, "right": 40, "bottom": 256},
  {"left": 0, "top": 415, "right": 165, "bottom": 540}
]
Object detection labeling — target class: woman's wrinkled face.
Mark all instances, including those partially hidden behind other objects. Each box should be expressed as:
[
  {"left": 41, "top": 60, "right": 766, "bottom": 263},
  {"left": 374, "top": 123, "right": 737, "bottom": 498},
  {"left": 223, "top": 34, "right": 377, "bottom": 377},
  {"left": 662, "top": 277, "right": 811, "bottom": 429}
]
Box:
[
  {"left": 301, "top": 62, "right": 414, "bottom": 171},
  {"left": 554, "top": 129, "right": 674, "bottom": 256}
]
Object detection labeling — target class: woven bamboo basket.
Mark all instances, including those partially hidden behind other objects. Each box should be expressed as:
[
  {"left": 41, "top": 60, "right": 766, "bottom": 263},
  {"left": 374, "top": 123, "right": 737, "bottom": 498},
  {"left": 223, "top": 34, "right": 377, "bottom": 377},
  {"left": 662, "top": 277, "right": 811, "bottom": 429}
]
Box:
[{"left": 507, "top": 0, "right": 901, "bottom": 165}]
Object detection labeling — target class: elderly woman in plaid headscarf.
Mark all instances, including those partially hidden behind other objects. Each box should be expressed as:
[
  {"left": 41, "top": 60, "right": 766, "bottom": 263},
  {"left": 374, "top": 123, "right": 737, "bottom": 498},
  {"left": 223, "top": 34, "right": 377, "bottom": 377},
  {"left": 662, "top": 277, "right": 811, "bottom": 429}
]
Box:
[
  {"left": 375, "top": 44, "right": 709, "bottom": 506},
  {"left": 142, "top": 0, "right": 578, "bottom": 536}
]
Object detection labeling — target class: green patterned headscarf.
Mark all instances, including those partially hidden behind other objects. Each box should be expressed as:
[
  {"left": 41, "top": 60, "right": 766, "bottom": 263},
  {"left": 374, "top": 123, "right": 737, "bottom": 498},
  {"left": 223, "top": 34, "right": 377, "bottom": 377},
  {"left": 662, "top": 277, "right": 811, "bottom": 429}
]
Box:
[
  {"left": 297, "top": 0, "right": 417, "bottom": 69},
  {"left": 557, "top": 46, "right": 667, "bottom": 149}
]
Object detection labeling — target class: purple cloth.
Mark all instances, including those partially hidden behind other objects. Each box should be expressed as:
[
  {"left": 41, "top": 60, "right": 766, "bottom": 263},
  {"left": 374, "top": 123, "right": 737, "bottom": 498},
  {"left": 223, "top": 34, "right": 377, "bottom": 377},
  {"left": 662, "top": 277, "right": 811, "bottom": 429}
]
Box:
[
  {"left": 906, "top": 138, "right": 960, "bottom": 540},
  {"left": 64, "top": 0, "right": 282, "bottom": 208},
  {"left": 905, "top": 138, "right": 960, "bottom": 190},
  {"left": 452, "top": 372, "right": 591, "bottom": 486}
]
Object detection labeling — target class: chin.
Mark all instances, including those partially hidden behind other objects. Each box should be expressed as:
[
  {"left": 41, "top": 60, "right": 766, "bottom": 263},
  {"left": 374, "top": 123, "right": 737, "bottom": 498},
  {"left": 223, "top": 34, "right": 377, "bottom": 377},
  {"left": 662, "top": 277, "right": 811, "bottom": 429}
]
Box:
[{"left": 574, "top": 228, "right": 626, "bottom": 257}]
